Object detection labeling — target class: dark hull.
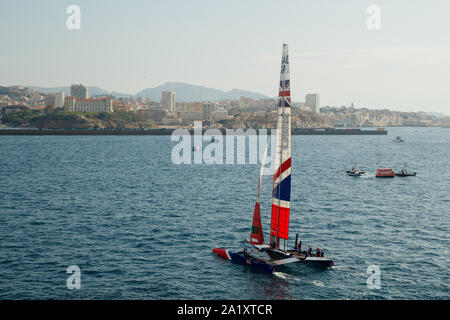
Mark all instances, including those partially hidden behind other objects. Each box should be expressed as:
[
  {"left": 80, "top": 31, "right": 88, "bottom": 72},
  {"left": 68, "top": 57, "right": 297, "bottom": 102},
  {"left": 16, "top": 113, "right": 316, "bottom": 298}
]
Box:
[
  {"left": 228, "top": 251, "right": 275, "bottom": 273},
  {"left": 212, "top": 248, "right": 275, "bottom": 273},
  {"left": 212, "top": 247, "right": 333, "bottom": 272},
  {"left": 395, "top": 173, "right": 416, "bottom": 177},
  {"left": 267, "top": 248, "right": 334, "bottom": 268}
]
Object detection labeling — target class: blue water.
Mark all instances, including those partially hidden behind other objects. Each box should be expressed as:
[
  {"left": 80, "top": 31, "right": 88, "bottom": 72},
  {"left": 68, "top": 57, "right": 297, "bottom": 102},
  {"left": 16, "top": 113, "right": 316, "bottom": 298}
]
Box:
[{"left": 0, "top": 127, "right": 449, "bottom": 299}]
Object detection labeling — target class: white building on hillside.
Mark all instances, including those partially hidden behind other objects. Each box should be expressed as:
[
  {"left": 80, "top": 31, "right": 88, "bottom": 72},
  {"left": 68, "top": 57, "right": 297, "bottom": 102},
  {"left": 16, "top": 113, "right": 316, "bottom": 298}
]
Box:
[
  {"left": 305, "top": 93, "right": 320, "bottom": 113},
  {"left": 161, "top": 91, "right": 176, "bottom": 112},
  {"left": 64, "top": 96, "right": 113, "bottom": 112}
]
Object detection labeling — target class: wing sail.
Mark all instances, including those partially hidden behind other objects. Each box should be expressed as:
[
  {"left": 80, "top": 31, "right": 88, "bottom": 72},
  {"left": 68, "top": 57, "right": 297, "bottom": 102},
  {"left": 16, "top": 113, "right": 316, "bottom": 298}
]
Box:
[{"left": 270, "top": 44, "right": 292, "bottom": 247}]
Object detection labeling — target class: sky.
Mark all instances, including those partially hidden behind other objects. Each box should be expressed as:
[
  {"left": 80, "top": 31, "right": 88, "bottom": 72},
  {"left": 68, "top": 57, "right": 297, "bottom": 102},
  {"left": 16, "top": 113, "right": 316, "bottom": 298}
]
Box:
[{"left": 1, "top": 0, "right": 449, "bottom": 113}]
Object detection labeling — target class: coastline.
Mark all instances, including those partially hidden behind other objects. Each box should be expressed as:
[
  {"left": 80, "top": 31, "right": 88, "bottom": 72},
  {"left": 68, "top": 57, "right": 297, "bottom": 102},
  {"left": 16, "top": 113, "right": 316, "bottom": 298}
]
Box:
[{"left": 0, "top": 127, "right": 388, "bottom": 135}]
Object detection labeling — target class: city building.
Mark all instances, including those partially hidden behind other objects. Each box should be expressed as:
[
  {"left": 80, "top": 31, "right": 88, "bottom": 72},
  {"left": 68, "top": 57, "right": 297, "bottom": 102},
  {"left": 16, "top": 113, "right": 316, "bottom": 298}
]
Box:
[
  {"left": 211, "top": 109, "right": 228, "bottom": 121},
  {"left": 44, "top": 92, "right": 64, "bottom": 107},
  {"left": 161, "top": 91, "right": 176, "bottom": 112},
  {"left": 55, "top": 91, "right": 65, "bottom": 107},
  {"left": 178, "top": 111, "right": 203, "bottom": 123},
  {"left": 64, "top": 96, "right": 113, "bottom": 112},
  {"left": 305, "top": 93, "right": 320, "bottom": 113},
  {"left": 137, "top": 108, "right": 167, "bottom": 122},
  {"left": 1, "top": 105, "right": 27, "bottom": 115},
  {"left": 202, "top": 102, "right": 215, "bottom": 120},
  {"left": 70, "top": 84, "right": 89, "bottom": 99},
  {"left": 44, "top": 94, "right": 56, "bottom": 107}
]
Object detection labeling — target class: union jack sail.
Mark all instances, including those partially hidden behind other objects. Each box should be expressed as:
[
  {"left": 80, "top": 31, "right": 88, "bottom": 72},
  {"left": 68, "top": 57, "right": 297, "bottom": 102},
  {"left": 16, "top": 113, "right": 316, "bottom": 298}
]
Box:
[{"left": 270, "top": 44, "right": 292, "bottom": 247}]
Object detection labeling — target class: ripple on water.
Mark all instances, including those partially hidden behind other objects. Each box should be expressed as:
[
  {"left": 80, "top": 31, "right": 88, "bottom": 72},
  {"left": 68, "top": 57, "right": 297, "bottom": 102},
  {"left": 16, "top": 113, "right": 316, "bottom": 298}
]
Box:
[{"left": 0, "top": 130, "right": 449, "bottom": 299}]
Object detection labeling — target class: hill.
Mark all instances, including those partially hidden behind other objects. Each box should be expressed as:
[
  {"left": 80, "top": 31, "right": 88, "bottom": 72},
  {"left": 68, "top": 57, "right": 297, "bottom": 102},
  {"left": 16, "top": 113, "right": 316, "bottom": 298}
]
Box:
[
  {"left": 26, "top": 82, "right": 268, "bottom": 101},
  {"left": 28, "top": 86, "right": 132, "bottom": 98},
  {"left": 134, "top": 82, "right": 268, "bottom": 101}
]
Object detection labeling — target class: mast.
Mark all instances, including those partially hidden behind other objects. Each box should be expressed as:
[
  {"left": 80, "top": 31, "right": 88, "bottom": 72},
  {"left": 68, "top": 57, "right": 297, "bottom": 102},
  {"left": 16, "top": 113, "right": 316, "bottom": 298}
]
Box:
[{"left": 270, "top": 44, "right": 292, "bottom": 249}]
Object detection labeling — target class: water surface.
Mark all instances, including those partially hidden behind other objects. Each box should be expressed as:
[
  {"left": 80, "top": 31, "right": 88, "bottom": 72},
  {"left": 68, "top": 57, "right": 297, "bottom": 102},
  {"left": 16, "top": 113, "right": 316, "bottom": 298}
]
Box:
[{"left": 0, "top": 127, "right": 449, "bottom": 299}]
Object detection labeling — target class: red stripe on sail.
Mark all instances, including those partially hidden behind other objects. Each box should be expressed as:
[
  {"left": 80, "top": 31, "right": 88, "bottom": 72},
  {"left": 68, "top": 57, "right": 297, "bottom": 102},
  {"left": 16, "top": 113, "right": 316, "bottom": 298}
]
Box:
[
  {"left": 278, "top": 206, "right": 290, "bottom": 239},
  {"left": 273, "top": 157, "right": 291, "bottom": 181},
  {"left": 250, "top": 202, "right": 264, "bottom": 245},
  {"left": 270, "top": 204, "right": 290, "bottom": 240}
]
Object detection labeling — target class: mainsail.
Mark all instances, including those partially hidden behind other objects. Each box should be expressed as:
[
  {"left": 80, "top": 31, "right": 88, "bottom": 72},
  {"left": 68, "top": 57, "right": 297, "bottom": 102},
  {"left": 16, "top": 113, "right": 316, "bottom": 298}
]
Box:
[
  {"left": 212, "top": 43, "right": 335, "bottom": 271},
  {"left": 250, "top": 141, "right": 269, "bottom": 245},
  {"left": 270, "top": 44, "right": 292, "bottom": 248}
]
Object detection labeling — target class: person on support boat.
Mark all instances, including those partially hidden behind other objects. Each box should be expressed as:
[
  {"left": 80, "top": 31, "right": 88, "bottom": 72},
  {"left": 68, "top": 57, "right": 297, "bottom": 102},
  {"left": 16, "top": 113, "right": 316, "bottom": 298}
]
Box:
[
  {"left": 320, "top": 249, "right": 324, "bottom": 257},
  {"left": 315, "top": 248, "right": 321, "bottom": 257},
  {"left": 307, "top": 245, "right": 312, "bottom": 256}
]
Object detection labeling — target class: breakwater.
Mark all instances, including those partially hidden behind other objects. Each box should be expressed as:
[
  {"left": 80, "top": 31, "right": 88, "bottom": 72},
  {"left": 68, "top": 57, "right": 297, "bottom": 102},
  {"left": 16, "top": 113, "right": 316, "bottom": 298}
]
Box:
[{"left": 0, "top": 128, "right": 387, "bottom": 135}]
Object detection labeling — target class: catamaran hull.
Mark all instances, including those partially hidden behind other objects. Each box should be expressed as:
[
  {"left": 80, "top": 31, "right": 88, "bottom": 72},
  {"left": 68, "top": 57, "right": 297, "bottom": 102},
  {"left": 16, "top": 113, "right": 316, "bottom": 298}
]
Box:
[
  {"left": 268, "top": 248, "right": 334, "bottom": 268},
  {"left": 395, "top": 173, "right": 416, "bottom": 177},
  {"left": 212, "top": 248, "right": 334, "bottom": 272},
  {"left": 301, "top": 257, "right": 334, "bottom": 268},
  {"left": 212, "top": 248, "right": 275, "bottom": 273}
]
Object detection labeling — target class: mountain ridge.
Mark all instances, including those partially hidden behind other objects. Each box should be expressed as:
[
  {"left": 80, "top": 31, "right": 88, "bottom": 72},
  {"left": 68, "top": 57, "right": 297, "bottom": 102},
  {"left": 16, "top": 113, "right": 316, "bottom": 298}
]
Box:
[{"left": 27, "top": 82, "right": 269, "bottom": 102}]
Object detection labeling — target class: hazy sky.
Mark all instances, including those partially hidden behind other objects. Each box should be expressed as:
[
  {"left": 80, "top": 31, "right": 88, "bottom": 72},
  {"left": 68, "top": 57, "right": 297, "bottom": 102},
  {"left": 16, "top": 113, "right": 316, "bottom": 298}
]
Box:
[{"left": 1, "top": 0, "right": 449, "bottom": 113}]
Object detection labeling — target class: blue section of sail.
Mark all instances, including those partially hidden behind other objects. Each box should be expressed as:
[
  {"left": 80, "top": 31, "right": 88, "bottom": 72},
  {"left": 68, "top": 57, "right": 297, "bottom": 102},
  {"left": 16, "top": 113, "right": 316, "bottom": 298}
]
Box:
[{"left": 272, "top": 175, "right": 291, "bottom": 201}]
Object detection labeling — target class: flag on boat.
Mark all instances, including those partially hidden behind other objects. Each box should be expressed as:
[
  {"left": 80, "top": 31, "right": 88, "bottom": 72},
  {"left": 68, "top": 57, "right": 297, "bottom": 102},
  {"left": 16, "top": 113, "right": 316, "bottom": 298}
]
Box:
[{"left": 270, "top": 43, "right": 292, "bottom": 246}]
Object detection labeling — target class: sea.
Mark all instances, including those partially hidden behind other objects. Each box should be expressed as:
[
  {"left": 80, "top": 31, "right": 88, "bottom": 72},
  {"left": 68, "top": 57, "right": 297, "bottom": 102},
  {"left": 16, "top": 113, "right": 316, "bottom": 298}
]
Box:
[{"left": 0, "top": 127, "right": 449, "bottom": 299}]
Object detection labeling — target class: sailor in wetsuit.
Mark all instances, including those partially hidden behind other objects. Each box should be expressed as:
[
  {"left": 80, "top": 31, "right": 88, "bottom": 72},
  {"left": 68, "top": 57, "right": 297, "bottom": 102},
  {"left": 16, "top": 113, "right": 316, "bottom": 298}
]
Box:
[
  {"left": 296, "top": 241, "right": 302, "bottom": 252},
  {"left": 270, "top": 240, "right": 277, "bottom": 249},
  {"left": 307, "top": 245, "right": 312, "bottom": 256},
  {"left": 316, "top": 248, "right": 321, "bottom": 257}
]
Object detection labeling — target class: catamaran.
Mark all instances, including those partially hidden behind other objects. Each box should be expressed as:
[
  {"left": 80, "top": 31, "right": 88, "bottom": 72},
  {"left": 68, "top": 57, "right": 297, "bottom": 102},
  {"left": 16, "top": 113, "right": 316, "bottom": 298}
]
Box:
[{"left": 212, "top": 44, "right": 334, "bottom": 273}]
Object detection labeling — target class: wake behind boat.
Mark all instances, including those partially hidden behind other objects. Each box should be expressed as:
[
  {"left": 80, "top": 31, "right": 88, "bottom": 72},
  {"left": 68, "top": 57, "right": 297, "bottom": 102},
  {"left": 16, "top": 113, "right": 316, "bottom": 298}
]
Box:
[{"left": 212, "top": 44, "right": 333, "bottom": 273}]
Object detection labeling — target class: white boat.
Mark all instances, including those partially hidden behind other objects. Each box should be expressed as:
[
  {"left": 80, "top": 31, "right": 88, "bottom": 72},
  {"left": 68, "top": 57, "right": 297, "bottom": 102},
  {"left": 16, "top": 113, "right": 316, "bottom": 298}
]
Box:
[
  {"left": 393, "top": 136, "right": 405, "bottom": 142},
  {"left": 346, "top": 162, "right": 367, "bottom": 176}
]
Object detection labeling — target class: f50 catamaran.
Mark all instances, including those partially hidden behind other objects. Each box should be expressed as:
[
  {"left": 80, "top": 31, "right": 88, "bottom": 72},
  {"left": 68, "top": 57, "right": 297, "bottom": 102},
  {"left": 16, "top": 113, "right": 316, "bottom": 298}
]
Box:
[{"left": 212, "top": 44, "right": 334, "bottom": 272}]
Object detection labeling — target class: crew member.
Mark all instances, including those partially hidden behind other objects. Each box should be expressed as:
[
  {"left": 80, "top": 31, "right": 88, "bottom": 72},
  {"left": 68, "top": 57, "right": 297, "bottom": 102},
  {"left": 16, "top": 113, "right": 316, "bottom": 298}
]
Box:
[
  {"left": 316, "top": 248, "right": 321, "bottom": 257},
  {"left": 307, "top": 245, "right": 312, "bottom": 256}
]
